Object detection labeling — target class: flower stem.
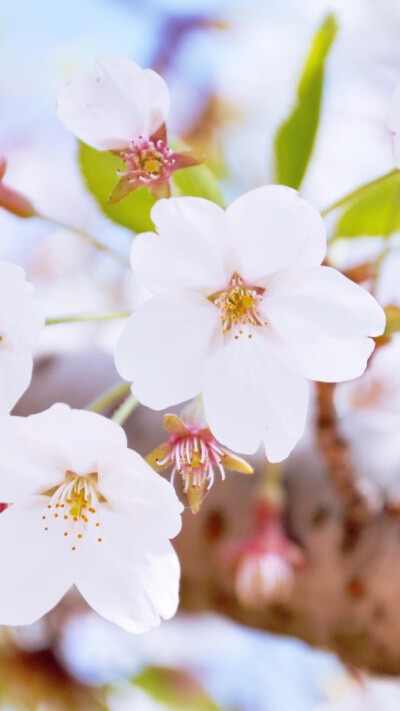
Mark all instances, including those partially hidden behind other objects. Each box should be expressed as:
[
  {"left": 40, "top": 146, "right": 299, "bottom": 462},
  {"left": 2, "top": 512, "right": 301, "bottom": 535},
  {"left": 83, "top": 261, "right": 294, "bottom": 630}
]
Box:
[
  {"left": 321, "top": 169, "right": 398, "bottom": 217},
  {"left": 86, "top": 381, "right": 132, "bottom": 413},
  {"left": 112, "top": 393, "right": 139, "bottom": 425},
  {"left": 45, "top": 310, "right": 131, "bottom": 326},
  {"left": 37, "top": 213, "right": 130, "bottom": 265}
]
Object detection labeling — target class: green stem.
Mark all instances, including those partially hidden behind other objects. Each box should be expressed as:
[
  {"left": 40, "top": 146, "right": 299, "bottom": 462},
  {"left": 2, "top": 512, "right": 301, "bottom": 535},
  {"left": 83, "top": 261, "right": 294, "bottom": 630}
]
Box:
[
  {"left": 112, "top": 393, "right": 139, "bottom": 425},
  {"left": 45, "top": 310, "right": 131, "bottom": 326},
  {"left": 86, "top": 381, "right": 132, "bottom": 413},
  {"left": 321, "top": 169, "right": 398, "bottom": 217},
  {"left": 37, "top": 213, "right": 129, "bottom": 266}
]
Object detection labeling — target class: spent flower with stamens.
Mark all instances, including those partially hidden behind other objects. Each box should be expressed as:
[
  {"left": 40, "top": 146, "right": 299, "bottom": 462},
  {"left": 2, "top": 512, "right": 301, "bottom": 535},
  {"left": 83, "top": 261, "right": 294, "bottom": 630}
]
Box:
[
  {"left": 115, "top": 187, "right": 385, "bottom": 462},
  {"left": 56, "top": 55, "right": 201, "bottom": 202},
  {"left": 223, "top": 500, "right": 304, "bottom": 608},
  {"left": 0, "top": 404, "right": 182, "bottom": 632},
  {"left": 147, "top": 411, "right": 253, "bottom": 514}
]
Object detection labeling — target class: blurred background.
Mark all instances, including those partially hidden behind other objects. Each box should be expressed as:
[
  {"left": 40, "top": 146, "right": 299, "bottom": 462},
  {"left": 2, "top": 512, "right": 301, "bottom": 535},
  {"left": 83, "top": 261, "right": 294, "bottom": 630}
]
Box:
[{"left": 2, "top": 0, "right": 400, "bottom": 708}]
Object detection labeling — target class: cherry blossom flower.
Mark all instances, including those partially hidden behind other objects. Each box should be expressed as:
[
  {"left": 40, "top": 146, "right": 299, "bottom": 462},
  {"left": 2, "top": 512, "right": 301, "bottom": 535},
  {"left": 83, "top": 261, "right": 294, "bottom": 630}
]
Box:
[
  {"left": 56, "top": 55, "right": 200, "bottom": 202},
  {"left": 0, "top": 260, "right": 44, "bottom": 413},
  {"left": 147, "top": 404, "right": 253, "bottom": 514},
  {"left": 0, "top": 403, "right": 182, "bottom": 632},
  {"left": 115, "top": 186, "right": 385, "bottom": 462},
  {"left": 223, "top": 500, "right": 303, "bottom": 608}
]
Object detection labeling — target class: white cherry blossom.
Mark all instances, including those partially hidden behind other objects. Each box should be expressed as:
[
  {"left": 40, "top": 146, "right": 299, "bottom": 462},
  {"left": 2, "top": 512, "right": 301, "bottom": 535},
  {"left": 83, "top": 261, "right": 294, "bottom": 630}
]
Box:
[
  {"left": 115, "top": 186, "right": 385, "bottom": 462},
  {"left": 56, "top": 55, "right": 199, "bottom": 201},
  {"left": 0, "top": 403, "right": 182, "bottom": 632},
  {"left": 0, "top": 259, "right": 44, "bottom": 413}
]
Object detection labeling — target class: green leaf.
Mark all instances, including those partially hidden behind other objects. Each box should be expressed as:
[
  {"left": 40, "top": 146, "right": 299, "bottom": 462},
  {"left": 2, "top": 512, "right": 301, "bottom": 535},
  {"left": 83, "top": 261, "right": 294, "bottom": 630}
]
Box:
[
  {"left": 78, "top": 142, "right": 155, "bottom": 233},
  {"left": 273, "top": 13, "right": 338, "bottom": 189},
  {"left": 333, "top": 170, "right": 400, "bottom": 239},
  {"left": 172, "top": 162, "right": 225, "bottom": 207},
  {"left": 133, "top": 666, "right": 220, "bottom": 711},
  {"left": 78, "top": 140, "right": 225, "bottom": 235}
]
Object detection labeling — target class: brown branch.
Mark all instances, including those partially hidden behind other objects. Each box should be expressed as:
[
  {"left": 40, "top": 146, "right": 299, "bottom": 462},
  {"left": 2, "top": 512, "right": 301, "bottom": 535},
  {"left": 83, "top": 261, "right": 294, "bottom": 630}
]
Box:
[{"left": 315, "top": 382, "right": 371, "bottom": 541}]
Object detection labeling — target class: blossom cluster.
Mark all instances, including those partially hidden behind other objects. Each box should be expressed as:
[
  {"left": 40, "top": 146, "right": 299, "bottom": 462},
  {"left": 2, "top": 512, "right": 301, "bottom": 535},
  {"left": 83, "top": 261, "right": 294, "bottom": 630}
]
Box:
[{"left": 0, "top": 52, "right": 395, "bottom": 636}]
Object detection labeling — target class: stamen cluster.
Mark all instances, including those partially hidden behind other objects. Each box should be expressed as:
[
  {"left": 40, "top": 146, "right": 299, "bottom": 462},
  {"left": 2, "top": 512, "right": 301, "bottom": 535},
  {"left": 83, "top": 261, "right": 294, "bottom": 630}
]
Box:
[
  {"left": 120, "top": 136, "right": 176, "bottom": 186},
  {"left": 42, "top": 472, "right": 102, "bottom": 550},
  {"left": 213, "top": 273, "right": 266, "bottom": 338}
]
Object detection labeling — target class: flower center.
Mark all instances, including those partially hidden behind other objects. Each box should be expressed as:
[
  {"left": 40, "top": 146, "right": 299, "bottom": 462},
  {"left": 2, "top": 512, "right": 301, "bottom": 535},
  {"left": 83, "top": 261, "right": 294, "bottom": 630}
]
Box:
[
  {"left": 212, "top": 273, "right": 266, "bottom": 338},
  {"left": 42, "top": 472, "right": 103, "bottom": 550},
  {"left": 120, "top": 136, "right": 175, "bottom": 184},
  {"left": 158, "top": 431, "right": 226, "bottom": 514}
]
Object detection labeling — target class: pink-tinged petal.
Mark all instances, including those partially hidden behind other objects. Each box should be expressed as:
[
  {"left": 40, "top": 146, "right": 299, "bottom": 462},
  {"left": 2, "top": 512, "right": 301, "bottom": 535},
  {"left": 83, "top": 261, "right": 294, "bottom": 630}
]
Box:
[
  {"left": 0, "top": 497, "right": 77, "bottom": 625},
  {"left": 75, "top": 509, "right": 180, "bottom": 633},
  {"left": 226, "top": 185, "right": 326, "bottom": 282},
  {"left": 114, "top": 292, "right": 221, "bottom": 410},
  {"left": 130, "top": 197, "right": 232, "bottom": 296},
  {"left": 97, "top": 446, "right": 183, "bottom": 538},
  {"left": 56, "top": 55, "right": 169, "bottom": 150},
  {"left": 202, "top": 331, "right": 309, "bottom": 461},
  {"left": 264, "top": 266, "right": 385, "bottom": 339}
]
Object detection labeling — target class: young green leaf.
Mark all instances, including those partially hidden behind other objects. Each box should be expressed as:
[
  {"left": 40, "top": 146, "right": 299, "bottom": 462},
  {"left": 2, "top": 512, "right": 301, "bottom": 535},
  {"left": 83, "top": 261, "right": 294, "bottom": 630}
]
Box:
[
  {"left": 78, "top": 140, "right": 225, "bottom": 235},
  {"left": 133, "top": 666, "right": 220, "bottom": 711},
  {"left": 78, "top": 142, "right": 156, "bottom": 233},
  {"left": 332, "top": 170, "right": 400, "bottom": 239},
  {"left": 172, "top": 163, "right": 225, "bottom": 207},
  {"left": 273, "top": 13, "right": 338, "bottom": 189}
]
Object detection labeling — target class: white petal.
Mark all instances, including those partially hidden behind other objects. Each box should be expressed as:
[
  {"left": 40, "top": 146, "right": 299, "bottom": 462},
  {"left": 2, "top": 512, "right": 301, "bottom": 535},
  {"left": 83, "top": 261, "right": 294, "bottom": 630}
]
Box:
[
  {"left": 0, "top": 497, "right": 77, "bottom": 625},
  {"left": 0, "top": 416, "right": 64, "bottom": 501},
  {"left": 97, "top": 447, "right": 183, "bottom": 538},
  {"left": 75, "top": 509, "right": 180, "bottom": 633},
  {"left": 0, "top": 405, "right": 128, "bottom": 503},
  {"left": 203, "top": 331, "right": 309, "bottom": 461},
  {"left": 115, "top": 292, "right": 220, "bottom": 409},
  {"left": 0, "top": 342, "right": 34, "bottom": 414},
  {"left": 264, "top": 266, "right": 385, "bottom": 338},
  {"left": 0, "top": 261, "right": 27, "bottom": 303},
  {"left": 17, "top": 404, "right": 128, "bottom": 476},
  {"left": 226, "top": 185, "right": 326, "bottom": 282},
  {"left": 264, "top": 308, "right": 376, "bottom": 383},
  {"left": 131, "top": 197, "right": 232, "bottom": 296},
  {"left": 56, "top": 55, "right": 169, "bottom": 150},
  {"left": 0, "top": 279, "right": 44, "bottom": 344}
]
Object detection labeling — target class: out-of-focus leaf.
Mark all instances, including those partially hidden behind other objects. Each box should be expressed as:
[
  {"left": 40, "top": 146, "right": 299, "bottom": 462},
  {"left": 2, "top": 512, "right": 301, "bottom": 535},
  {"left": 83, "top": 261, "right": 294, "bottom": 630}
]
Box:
[
  {"left": 333, "top": 170, "right": 400, "bottom": 239},
  {"left": 273, "top": 13, "right": 338, "bottom": 189},
  {"left": 133, "top": 666, "right": 220, "bottom": 711},
  {"left": 381, "top": 304, "right": 400, "bottom": 339},
  {"left": 78, "top": 142, "right": 155, "bottom": 233},
  {"left": 172, "top": 162, "right": 225, "bottom": 207}
]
